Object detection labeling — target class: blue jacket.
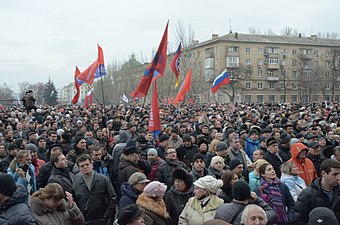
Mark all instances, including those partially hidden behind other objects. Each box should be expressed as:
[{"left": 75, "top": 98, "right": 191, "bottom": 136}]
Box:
[
  {"left": 7, "top": 163, "right": 37, "bottom": 195},
  {"left": 118, "top": 182, "right": 142, "bottom": 210},
  {"left": 245, "top": 138, "right": 260, "bottom": 161}
]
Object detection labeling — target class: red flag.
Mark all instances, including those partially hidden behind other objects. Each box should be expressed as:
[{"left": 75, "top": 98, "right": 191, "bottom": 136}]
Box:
[
  {"left": 148, "top": 81, "right": 161, "bottom": 138},
  {"left": 76, "top": 59, "right": 99, "bottom": 85},
  {"left": 84, "top": 89, "right": 93, "bottom": 107},
  {"left": 94, "top": 44, "right": 107, "bottom": 79},
  {"left": 170, "top": 42, "right": 181, "bottom": 87},
  {"left": 174, "top": 68, "right": 192, "bottom": 105},
  {"left": 130, "top": 21, "right": 168, "bottom": 98},
  {"left": 71, "top": 66, "right": 82, "bottom": 104}
]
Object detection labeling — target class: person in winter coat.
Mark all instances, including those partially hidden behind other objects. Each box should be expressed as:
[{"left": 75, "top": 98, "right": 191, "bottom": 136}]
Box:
[
  {"left": 29, "top": 183, "right": 84, "bottom": 225},
  {"left": 280, "top": 161, "right": 307, "bottom": 202},
  {"left": 179, "top": 175, "right": 224, "bottom": 225},
  {"left": 66, "top": 137, "right": 88, "bottom": 164},
  {"left": 118, "top": 143, "right": 141, "bottom": 188},
  {"left": 294, "top": 159, "right": 340, "bottom": 224},
  {"left": 136, "top": 181, "right": 170, "bottom": 225},
  {"left": 217, "top": 171, "right": 239, "bottom": 203},
  {"left": 119, "top": 172, "right": 150, "bottom": 210},
  {"left": 208, "top": 156, "right": 226, "bottom": 179},
  {"left": 114, "top": 204, "right": 145, "bottom": 225},
  {"left": 190, "top": 153, "right": 215, "bottom": 181},
  {"left": 244, "top": 129, "right": 260, "bottom": 161},
  {"left": 146, "top": 148, "right": 165, "bottom": 181},
  {"left": 288, "top": 142, "right": 318, "bottom": 186},
  {"left": 164, "top": 168, "right": 194, "bottom": 225},
  {"left": 248, "top": 159, "right": 268, "bottom": 191},
  {"left": 255, "top": 162, "right": 295, "bottom": 225},
  {"left": 0, "top": 173, "right": 37, "bottom": 225}
]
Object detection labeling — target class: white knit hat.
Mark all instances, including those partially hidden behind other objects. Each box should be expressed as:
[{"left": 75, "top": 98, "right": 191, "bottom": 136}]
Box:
[
  {"left": 210, "top": 156, "right": 225, "bottom": 167},
  {"left": 193, "top": 175, "right": 223, "bottom": 194}
]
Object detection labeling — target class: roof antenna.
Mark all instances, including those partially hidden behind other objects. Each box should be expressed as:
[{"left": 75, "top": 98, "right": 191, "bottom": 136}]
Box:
[{"left": 229, "top": 19, "right": 232, "bottom": 34}]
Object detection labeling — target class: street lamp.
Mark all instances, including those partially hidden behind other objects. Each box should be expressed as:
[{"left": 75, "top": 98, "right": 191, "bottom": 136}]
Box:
[{"left": 280, "top": 63, "right": 286, "bottom": 102}]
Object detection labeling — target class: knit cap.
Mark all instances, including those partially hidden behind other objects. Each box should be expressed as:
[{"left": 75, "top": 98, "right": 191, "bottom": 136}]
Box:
[
  {"left": 193, "top": 175, "right": 223, "bottom": 194},
  {"left": 0, "top": 173, "right": 16, "bottom": 196}
]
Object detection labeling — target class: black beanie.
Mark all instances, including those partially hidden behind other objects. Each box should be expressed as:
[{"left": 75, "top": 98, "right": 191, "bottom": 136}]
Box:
[
  {"left": 0, "top": 173, "right": 16, "bottom": 196},
  {"left": 232, "top": 180, "right": 251, "bottom": 201},
  {"left": 172, "top": 168, "right": 193, "bottom": 188},
  {"left": 14, "top": 138, "right": 24, "bottom": 148},
  {"left": 191, "top": 153, "right": 205, "bottom": 163},
  {"left": 229, "top": 159, "right": 242, "bottom": 171}
]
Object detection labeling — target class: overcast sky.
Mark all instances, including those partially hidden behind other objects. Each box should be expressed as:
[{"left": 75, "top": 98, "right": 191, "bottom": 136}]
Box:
[{"left": 1, "top": 0, "right": 340, "bottom": 93}]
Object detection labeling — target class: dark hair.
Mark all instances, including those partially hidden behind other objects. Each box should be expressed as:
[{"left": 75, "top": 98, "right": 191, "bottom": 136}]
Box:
[
  {"left": 258, "top": 162, "right": 271, "bottom": 176},
  {"left": 89, "top": 144, "right": 104, "bottom": 155},
  {"left": 321, "top": 159, "right": 340, "bottom": 174},
  {"left": 221, "top": 171, "right": 237, "bottom": 188},
  {"left": 76, "top": 154, "right": 92, "bottom": 166},
  {"left": 50, "top": 152, "right": 63, "bottom": 167},
  {"left": 48, "top": 130, "right": 57, "bottom": 136}
]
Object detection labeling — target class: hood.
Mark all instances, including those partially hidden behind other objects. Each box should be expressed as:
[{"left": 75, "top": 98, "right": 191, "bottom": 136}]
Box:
[
  {"left": 290, "top": 142, "right": 308, "bottom": 160},
  {"left": 246, "top": 137, "right": 259, "bottom": 145},
  {"left": 0, "top": 185, "right": 27, "bottom": 211},
  {"left": 120, "top": 182, "right": 141, "bottom": 199}
]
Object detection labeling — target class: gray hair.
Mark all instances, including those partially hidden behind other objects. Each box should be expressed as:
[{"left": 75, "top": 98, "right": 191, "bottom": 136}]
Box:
[{"left": 241, "top": 204, "right": 267, "bottom": 224}]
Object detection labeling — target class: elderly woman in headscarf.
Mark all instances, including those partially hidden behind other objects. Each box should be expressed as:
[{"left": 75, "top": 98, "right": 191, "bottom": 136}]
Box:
[
  {"left": 179, "top": 175, "right": 224, "bottom": 225},
  {"left": 136, "top": 181, "right": 170, "bottom": 225}
]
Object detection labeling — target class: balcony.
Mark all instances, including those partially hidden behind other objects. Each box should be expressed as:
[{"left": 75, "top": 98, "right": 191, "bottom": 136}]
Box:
[
  {"left": 299, "top": 54, "right": 313, "bottom": 60},
  {"left": 267, "top": 64, "right": 280, "bottom": 69},
  {"left": 267, "top": 76, "right": 279, "bottom": 81}
]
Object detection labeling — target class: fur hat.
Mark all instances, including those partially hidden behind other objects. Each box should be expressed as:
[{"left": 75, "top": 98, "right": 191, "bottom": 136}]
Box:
[
  {"left": 143, "top": 181, "right": 167, "bottom": 197},
  {"left": 193, "top": 175, "right": 223, "bottom": 194},
  {"left": 172, "top": 168, "right": 193, "bottom": 188},
  {"left": 232, "top": 180, "right": 251, "bottom": 201}
]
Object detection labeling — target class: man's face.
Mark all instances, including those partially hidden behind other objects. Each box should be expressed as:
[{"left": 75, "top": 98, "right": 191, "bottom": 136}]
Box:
[
  {"left": 49, "top": 133, "right": 58, "bottom": 142},
  {"left": 250, "top": 133, "right": 259, "bottom": 141},
  {"left": 192, "top": 159, "right": 205, "bottom": 172},
  {"left": 38, "top": 139, "right": 46, "bottom": 148},
  {"left": 160, "top": 139, "right": 169, "bottom": 148},
  {"left": 230, "top": 139, "right": 241, "bottom": 150},
  {"left": 91, "top": 150, "right": 102, "bottom": 162},
  {"left": 183, "top": 140, "right": 191, "bottom": 147},
  {"left": 165, "top": 149, "right": 177, "bottom": 161},
  {"left": 79, "top": 159, "right": 93, "bottom": 176},
  {"left": 16, "top": 123, "right": 22, "bottom": 130},
  {"left": 146, "top": 133, "right": 153, "bottom": 141},
  {"left": 309, "top": 146, "right": 321, "bottom": 156},
  {"left": 77, "top": 139, "right": 87, "bottom": 150},
  {"left": 335, "top": 151, "right": 340, "bottom": 162},
  {"left": 322, "top": 167, "right": 340, "bottom": 188},
  {"left": 0, "top": 145, "right": 6, "bottom": 156},
  {"left": 86, "top": 131, "right": 93, "bottom": 138},
  {"left": 267, "top": 143, "right": 279, "bottom": 154},
  {"left": 233, "top": 164, "right": 244, "bottom": 176},
  {"left": 297, "top": 149, "right": 307, "bottom": 160},
  {"left": 253, "top": 150, "right": 263, "bottom": 162},
  {"left": 201, "top": 127, "right": 209, "bottom": 134},
  {"left": 286, "top": 126, "right": 293, "bottom": 134},
  {"left": 244, "top": 207, "right": 267, "bottom": 225}
]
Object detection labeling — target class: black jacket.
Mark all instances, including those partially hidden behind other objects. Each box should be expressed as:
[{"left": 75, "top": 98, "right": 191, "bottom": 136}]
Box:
[
  {"left": 264, "top": 151, "right": 283, "bottom": 178},
  {"left": 72, "top": 172, "right": 117, "bottom": 225},
  {"left": 0, "top": 185, "right": 37, "bottom": 225},
  {"left": 48, "top": 167, "right": 75, "bottom": 193},
  {"left": 155, "top": 159, "right": 188, "bottom": 188},
  {"left": 294, "top": 177, "right": 340, "bottom": 224}
]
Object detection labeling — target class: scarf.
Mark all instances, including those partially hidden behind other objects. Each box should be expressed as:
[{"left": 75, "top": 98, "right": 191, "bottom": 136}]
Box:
[{"left": 259, "top": 177, "right": 289, "bottom": 224}]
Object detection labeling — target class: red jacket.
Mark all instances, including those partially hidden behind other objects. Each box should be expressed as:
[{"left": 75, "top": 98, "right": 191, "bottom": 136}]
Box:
[{"left": 289, "top": 143, "right": 317, "bottom": 185}]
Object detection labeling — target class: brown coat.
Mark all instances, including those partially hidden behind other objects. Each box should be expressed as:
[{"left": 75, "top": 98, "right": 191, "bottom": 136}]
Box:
[
  {"left": 29, "top": 197, "right": 85, "bottom": 225},
  {"left": 136, "top": 193, "right": 170, "bottom": 225}
]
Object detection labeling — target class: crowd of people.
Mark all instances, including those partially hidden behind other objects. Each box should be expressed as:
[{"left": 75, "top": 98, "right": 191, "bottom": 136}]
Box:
[{"left": 0, "top": 100, "right": 340, "bottom": 225}]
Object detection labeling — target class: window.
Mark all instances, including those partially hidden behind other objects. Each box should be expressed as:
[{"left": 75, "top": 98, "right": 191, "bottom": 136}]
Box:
[
  {"left": 326, "top": 83, "right": 331, "bottom": 90},
  {"left": 268, "top": 70, "right": 275, "bottom": 77},
  {"left": 292, "top": 49, "right": 297, "bottom": 55},
  {"left": 258, "top": 82, "right": 263, "bottom": 89},
  {"left": 326, "top": 51, "right": 331, "bottom": 56},
  {"left": 205, "top": 47, "right": 214, "bottom": 57},
  {"left": 244, "top": 95, "right": 252, "bottom": 102},
  {"left": 314, "top": 50, "right": 319, "bottom": 56},
  {"left": 246, "top": 82, "right": 251, "bottom": 89},
  {"left": 292, "top": 60, "right": 299, "bottom": 66},
  {"left": 257, "top": 95, "right": 264, "bottom": 103},
  {"left": 258, "top": 48, "right": 263, "bottom": 54},
  {"left": 246, "top": 48, "right": 251, "bottom": 54},
  {"left": 267, "top": 47, "right": 279, "bottom": 54},
  {"left": 226, "top": 56, "right": 239, "bottom": 67},
  {"left": 268, "top": 95, "right": 275, "bottom": 102},
  {"left": 205, "top": 58, "right": 214, "bottom": 69},
  {"left": 258, "top": 70, "right": 263, "bottom": 77},
  {"left": 268, "top": 58, "right": 279, "bottom": 64},
  {"left": 227, "top": 46, "right": 239, "bottom": 52},
  {"left": 314, "top": 61, "right": 318, "bottom": 66},
  {"left": 280, "top": 82, "right": 285, "bottom": 89},
  {"left": 282, "top": 49, "right": 286, "bottom": 56},
  {"left": 280, "top": 95, "right": 285, "bottom": 102},
  {"left": 245, "top": 58, "right": 251, "bottom": 65},
  {"left": 301, "top": 70, "right": 311, "bottom": 77},
  {"left": 326, "top": 61, "right": 332, "bottom": 67},
  {"left": 269, "top": 82, "right": 275, "bottom": 89},
  {"left": 326, "top": 72, "right": 330, "bottom": 78},
  {"left": 291, "top": 95, "right": 298, "bottom": 102},
  {"left": 292, "top": 71, "right": 297, "bottom": 79},
  {"left": 258, "top": 59, "right": 263, "bottom": 65},
  {"left": 292, "top": 83, "right": 298, "bottom": 89}
]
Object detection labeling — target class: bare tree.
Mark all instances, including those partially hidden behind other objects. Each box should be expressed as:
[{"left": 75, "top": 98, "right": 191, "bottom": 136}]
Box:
[
  {"left": 281, "top": 26, "right": 293, "bottom": 36},
  {"left": 264, "top": 29, "right": 275, "bottom": 35},
  {"left": 0, "top": 83, "right": 15, "bottom": 106}
]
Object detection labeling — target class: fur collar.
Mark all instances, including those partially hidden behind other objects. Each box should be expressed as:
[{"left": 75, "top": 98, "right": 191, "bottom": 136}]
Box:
[
  {"left": 29, "top": 197, "right": 67, "bottom": 216},
  {"left": 136, "top": 194, "right": 169, "bottom": 219}
]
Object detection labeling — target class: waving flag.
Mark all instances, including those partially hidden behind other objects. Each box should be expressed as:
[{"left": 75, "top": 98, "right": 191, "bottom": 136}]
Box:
[
  {"left": 170, "top": 42, "right": 182, "bottom": 87},
  {"left": 211, "top": 69, "right": 231, "bottom": 93},
  {"left": 71, "top": 66, "right": 82, "bottom": 104},
  {"left": 85, "top": 88, "right": 93, "bottom": 107},
  {"left": 174, "top": 68, "right": 192, "bottom": 105},
  {"left": 130, "top": 21, "right": 169, "bottom": 98},
  {"left": 94, "top": 44, "right": 107, "bottom": 79},
  {"left": 148, "top": 81, "right": 161, "bottom": 139}
]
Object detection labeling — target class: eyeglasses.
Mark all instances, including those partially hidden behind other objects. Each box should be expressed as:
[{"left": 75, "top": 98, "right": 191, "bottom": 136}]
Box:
[{"left": 166, "top": 151, "right": 176, "bottom": 155}]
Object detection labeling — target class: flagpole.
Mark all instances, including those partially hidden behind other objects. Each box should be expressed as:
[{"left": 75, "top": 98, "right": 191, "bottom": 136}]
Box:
[
  {"left": 100, "top": 76, "right": 105, "bottom": 106},
  {"left": 86, "top": 84, "right": 100, "bottom": 104}
]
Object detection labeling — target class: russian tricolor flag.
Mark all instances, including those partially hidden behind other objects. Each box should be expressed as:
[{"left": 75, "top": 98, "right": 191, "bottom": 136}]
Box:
[{"left": 211, "top": 69, "right": 231, "bottom": 93}]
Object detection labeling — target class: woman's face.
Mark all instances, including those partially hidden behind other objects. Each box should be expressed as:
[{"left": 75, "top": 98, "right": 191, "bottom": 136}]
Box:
[
  {"left": 129, "top": 217, "right": 145, "bottom": 225},
  {"left": 213, "top": 161, "right": 224, "bottom": 171},
  {"left": 44, "top": 198, "right": 62, "bottom": 209},
  {"left": 262, "top": 165, "right": 276, "bottom": 181},
  {"left": 291, "top": 163, "right": 298, "bottom": 176},
  {"left": 174, "top": 179, "right": 187, "bottom": 192},
  {"left": 194, "top": 186, "right": 207, "bottom": 199},
  {"left": 231, "top": 174, "right": 239, "bottom": 186},
  {"left": 199, "top": 143, "right": 208, "bottom": 153}
]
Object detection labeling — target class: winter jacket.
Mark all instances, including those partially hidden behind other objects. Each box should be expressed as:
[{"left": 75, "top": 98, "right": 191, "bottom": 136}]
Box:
[
  {"left": 216, "top": 187, "right": 232, "bottom": 203},
  {"left": 7, "top": 162, "right": 37, "bottom": 195},
  {"left": 280, "top": 173, "right": 306, "bottom": 202},
  {"left": 0, "top": 185, "right": 37, "bottom": 225},
  {"left": 208, "top": 166, "right": 224, "bottom": 179},
  {"left": 294, "top": 178, "right": 340, "bottom": 224},
  {"left": 179, "top": 194, "right": 223, "bottom": 225},
  {"left": 119, "top": 182, "right": 142, "bottom": 210},
  {"left": 244, "top": 138, "right": 260, "bottom": 161},
  {"left": 136, "top": 194, "right": 170, "bottom": 225},
  {"left": 215, "top": 197, "right": 277, "bottom": 225},
  {"left": 72, "top": 172, "right": 117, "bottom": 225},
  {"left": 118, "top": 155, "right": 140, "bottom": 187},
  {"left": 147, "top": 157, "right": 165, "bottom": 181},
  {"left": 93, "top": 160, "right": 109, "bottom": 177},
  {"left": 176, "top": 144, "right": 199, "bottom": 168},
  {"left": 248, "top": 171, "right": 261, "bottom": 191},
  {"left": 264, "top": 150, "right": 283, "bottom": 178},
  {"left": 29, "top": 197, "right": 84, "bottom": 225},
  {"left": 278, "top": 144, "right": 291, "bottom": 163},
  {"left": 48, "top": 167, "right": 75, "bottom": 194},
  {"left": 164, "top": 185, "right": 194, "bottom": 225},
  {"left": 190, "top": 167, "right": 215, "bottom": 181},
  {"left": 288, "top": 143, "right": 317, "bottom": 185},
  {"left": 155, "top": 159, "right": 188, "bottom": 188},
  {"left": 66, "top": 146, "right": 88, "bottom": 164},
  {"left": 226, "top": 146, "right": 248, "bottom": 168}
]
